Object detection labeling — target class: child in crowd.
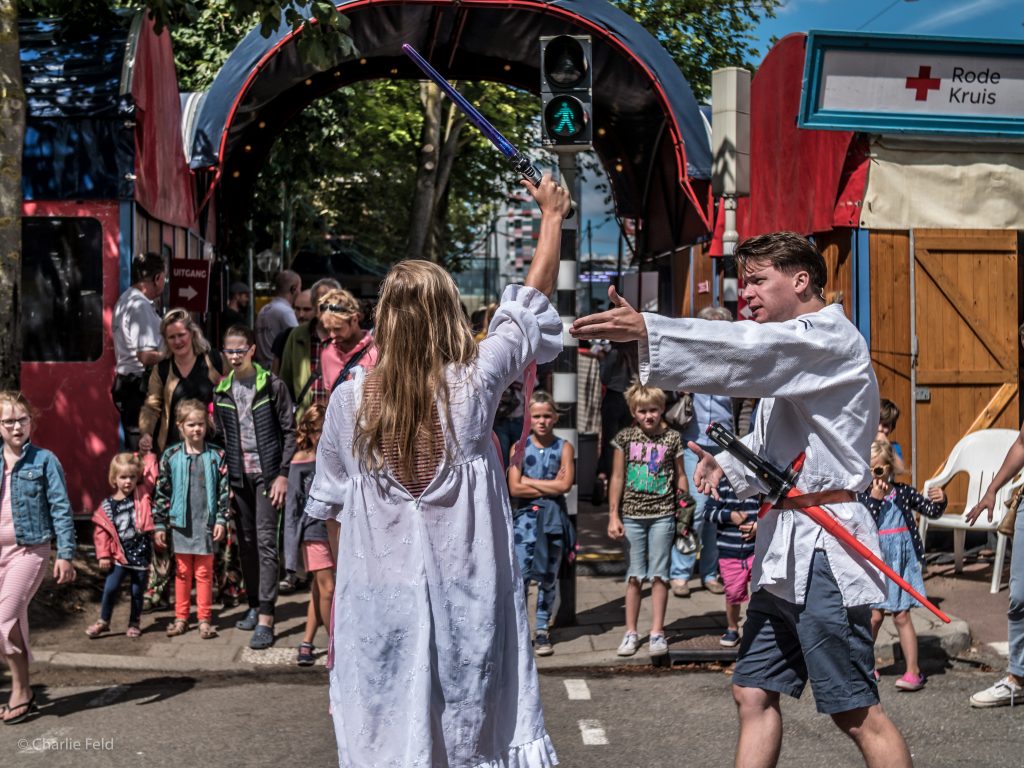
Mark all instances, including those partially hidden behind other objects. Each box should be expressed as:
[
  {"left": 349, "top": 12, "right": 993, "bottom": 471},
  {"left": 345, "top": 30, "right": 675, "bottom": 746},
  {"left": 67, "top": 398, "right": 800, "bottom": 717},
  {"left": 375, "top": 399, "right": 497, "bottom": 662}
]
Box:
[
  {"left": 858, "top": 438, "right": 947, "bottom": 691},
  {"left": 607, "top": 382, "right": 690, "bottom": 658},
  {"left": 154, "top": 399, "right": 230, "bottom": 639},
  {"left": 507, "top": 390, "right": 576, "bottom": 657},
  {"left": 0, "top": 391, "right": 75, "bottom": 724},
  {"left": 86, "top": 453, "right": 156, "bottom": 639},
  {"left": 704, "top": 478, "right": 761, "bottom": 647},
  {"left": 292, "top": 404, "right": 334, "bottom": 667},
  {"left": 878, "top": 398, "right": 906, "bottom": 475},
  {"left": 213, "top": 324, "right": 295, "bottom": 650}
]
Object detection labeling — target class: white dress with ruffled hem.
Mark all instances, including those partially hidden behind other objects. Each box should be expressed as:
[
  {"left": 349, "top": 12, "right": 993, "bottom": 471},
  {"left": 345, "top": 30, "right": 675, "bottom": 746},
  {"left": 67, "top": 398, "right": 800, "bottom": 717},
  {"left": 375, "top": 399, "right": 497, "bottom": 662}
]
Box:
[{"left": 307, "top": 285, "right": 561, "bottom": 768}]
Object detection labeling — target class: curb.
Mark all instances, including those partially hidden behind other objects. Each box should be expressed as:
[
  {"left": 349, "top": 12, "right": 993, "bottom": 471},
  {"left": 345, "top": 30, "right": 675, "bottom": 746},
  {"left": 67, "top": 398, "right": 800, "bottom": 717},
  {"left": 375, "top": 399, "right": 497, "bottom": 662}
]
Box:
[{"left": 35, "top": 617, "right": 970, "bottom": 675}]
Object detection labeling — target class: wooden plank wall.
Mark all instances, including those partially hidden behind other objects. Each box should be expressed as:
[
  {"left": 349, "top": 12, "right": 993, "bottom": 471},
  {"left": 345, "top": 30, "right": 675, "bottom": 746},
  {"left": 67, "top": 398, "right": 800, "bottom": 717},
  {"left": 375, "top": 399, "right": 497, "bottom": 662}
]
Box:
[
  {"left": 868, "top": 231, "right": 914, "bottom": 474},
  {"left": 912, "top": 229, "right": 1019, "bottom": 508}
]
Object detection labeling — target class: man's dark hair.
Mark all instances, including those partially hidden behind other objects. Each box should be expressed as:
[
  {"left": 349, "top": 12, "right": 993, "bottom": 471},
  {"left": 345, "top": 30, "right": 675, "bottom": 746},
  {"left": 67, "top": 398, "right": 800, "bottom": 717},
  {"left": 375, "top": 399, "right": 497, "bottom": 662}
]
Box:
[
  {"left": 273, "top": 269, "right": 300, "bottom": 296},
  {"left": 879, "top": 398, "right": 900, "bottom": 430},
  {"left": 735, "top": 232, "right": 827, "bottom": 297},
  {"left": 223, "top": 324, "right": 255, "bottom": 347},
  {"left": 132, "top": 251, "right": 165, "bottom": 284}
]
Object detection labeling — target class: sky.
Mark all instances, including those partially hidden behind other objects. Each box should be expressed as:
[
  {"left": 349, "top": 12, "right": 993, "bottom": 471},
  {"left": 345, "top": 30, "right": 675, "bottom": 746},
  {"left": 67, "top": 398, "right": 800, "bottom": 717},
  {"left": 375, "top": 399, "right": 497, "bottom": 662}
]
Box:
[{"left": 755, "top": 0, "right": 1024, "bottom": 54}]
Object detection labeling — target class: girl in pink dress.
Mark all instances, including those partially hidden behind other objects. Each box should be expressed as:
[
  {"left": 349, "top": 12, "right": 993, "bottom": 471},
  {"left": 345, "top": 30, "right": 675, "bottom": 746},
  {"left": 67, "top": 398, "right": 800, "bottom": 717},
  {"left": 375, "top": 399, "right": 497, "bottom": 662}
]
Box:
[{"left": 0, "top": 391, "right": 76, "bottom": 724}]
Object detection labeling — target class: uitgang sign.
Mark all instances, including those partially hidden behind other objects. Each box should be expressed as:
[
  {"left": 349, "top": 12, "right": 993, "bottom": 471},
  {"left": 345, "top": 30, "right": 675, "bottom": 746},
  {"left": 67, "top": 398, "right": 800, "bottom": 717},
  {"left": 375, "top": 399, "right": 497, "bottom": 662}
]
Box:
[{"left": 705, "top": 422, "right": 951, "bottom": 624}]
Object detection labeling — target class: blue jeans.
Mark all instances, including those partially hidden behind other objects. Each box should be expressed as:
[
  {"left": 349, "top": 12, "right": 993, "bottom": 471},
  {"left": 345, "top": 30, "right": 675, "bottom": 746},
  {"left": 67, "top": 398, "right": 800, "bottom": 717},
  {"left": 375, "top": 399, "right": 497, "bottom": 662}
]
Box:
[
  {"left": 100, "top": 564, "right": 148, "bottom": 625},
  {"left": 533, "top": 537, "right": 563, "bottom": 633},
  {"left": 494, "top": 417, "right": 524, "bottom": 470},
  {"left": 1009, "top": 512, "right": 1024, "bottom": 677},
  {"left": 623, "top": 515, "right": 675, "bottom": 582},
  {"left": 670, "top": 447, "right": 720, "bottom": 583}
]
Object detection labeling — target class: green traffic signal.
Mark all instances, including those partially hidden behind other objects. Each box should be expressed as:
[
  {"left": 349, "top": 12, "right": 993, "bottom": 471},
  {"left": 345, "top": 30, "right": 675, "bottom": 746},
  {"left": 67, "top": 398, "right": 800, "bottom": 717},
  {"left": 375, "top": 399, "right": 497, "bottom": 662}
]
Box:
[
  {"left": 539, "top": 34, "right": 592, "bottom": 148},
  {"left": 544, "top": 95, "right": 587, "bottom": 139}
]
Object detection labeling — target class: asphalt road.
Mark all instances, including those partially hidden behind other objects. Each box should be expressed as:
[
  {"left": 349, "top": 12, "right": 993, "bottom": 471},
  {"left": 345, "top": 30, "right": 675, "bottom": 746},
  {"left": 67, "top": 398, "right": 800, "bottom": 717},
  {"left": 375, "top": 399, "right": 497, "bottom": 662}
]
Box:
[{"left": 4, "top": 663, "right": 1024, "bottom": 767}]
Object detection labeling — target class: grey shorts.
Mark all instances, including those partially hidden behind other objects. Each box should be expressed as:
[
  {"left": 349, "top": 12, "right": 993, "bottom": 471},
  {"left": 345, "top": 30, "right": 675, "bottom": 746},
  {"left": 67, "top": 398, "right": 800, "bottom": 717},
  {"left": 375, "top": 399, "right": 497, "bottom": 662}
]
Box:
[{"left": 732, "top": 550, "right": 879, "bottom": 715}]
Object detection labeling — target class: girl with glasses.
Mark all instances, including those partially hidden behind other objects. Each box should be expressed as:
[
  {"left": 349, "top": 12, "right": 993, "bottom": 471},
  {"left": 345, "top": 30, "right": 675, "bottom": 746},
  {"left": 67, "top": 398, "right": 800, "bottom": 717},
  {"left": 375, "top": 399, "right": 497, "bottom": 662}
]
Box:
[{"left": 857, "top": 438, "right": 947, "bottom": 691}]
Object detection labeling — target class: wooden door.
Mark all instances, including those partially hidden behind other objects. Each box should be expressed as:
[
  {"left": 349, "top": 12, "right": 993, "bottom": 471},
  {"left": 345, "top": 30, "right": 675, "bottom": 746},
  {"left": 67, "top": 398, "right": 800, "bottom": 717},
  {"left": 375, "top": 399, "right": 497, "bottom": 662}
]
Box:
[{"left": 912, "top": 230, "right": 1019, "bottom": 510}]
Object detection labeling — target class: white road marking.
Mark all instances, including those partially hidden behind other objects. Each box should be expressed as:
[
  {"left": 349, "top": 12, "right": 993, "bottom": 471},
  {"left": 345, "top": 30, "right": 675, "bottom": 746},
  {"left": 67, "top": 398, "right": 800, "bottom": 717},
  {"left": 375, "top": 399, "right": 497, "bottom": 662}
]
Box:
[
  {"left": 563, "top": 679, "right": 591, "bottom": 700},
  {"left": 578, "top": 718, "right": 609, "bottom": 746},
  {"left": 87, "top": 684, "right": 130, "bottom": 708},
  {"left": 989, "top": 641, "right": 1009, "bottom": 656}
]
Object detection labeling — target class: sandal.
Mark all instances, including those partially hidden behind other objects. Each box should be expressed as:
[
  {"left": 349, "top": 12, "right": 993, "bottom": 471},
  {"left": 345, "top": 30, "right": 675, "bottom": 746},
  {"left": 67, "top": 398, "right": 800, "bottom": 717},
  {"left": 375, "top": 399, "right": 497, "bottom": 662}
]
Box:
[
  {"left": 84, "top": 620, "right": 109, "bottom": 639},
  {"left": 165, "top": 619, "right": 189, "bottom": 637},
  {"left": 3, "top": 694, "right": 38, "bottom": 725},
  {"left": 198, "top": 620, "right": 219, "bottom": 640},
  {"left": 126, "top": 624, "right": 142, "bottom": 639}
]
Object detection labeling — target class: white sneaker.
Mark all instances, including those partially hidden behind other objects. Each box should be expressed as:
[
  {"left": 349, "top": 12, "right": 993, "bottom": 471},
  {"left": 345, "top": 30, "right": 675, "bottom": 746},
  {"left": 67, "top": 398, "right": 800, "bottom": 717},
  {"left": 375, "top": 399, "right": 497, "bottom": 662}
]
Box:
[
  {"left": 648, "top": 633, "right": 669, "bottom": 657},
  {"left": 970, "top": 676, "right": 1023, "bottom": 708},
  {"left": 617, "top": 632, "right": 640, "bottom": 656}
]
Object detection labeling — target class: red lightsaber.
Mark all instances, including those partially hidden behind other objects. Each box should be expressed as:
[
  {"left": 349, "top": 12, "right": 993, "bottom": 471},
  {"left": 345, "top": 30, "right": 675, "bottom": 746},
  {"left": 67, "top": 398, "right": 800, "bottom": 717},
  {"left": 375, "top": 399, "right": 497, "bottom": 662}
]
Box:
[{"left": 706, "top": 423, "right": 950, "bottom": 624}]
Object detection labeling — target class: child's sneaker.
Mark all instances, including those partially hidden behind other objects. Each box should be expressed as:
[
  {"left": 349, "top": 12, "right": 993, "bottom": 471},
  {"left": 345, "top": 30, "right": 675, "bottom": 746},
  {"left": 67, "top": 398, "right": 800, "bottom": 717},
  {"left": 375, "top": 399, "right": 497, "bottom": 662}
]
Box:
[
  {"left": 894, "top": 672, "right": 926, "bottom": 692},
  {"left": 297, "top": 642, "right": 316, "bottom": 667},
  {"left": 970, "top": 676, "right": 1023, "bottom": 707},
  {"left": 719, "top": 629, "right": 740, "bottom": 648},
  {"left": 616, "top": 631, "right": 640, "bottom": 656},
  {"left": 648, "top": 633, "right": 669, "bottom": 657},
  {"left": 533, "top": 632, "right": 554, "bottom": 657}
]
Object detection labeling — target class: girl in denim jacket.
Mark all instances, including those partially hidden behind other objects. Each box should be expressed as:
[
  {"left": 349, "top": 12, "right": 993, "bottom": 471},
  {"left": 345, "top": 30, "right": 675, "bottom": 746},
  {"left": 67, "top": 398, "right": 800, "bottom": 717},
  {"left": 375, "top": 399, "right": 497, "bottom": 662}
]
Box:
[{"left": 0, "top": 390, "right": 76, "bottom": 724}]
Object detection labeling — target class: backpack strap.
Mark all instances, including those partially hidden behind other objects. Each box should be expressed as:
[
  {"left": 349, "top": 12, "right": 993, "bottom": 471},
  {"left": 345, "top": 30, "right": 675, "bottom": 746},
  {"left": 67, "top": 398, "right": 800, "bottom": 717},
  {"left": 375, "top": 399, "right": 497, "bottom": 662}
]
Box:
[{"left": 331, "top": 344, "right": 370, "bottom": 393}]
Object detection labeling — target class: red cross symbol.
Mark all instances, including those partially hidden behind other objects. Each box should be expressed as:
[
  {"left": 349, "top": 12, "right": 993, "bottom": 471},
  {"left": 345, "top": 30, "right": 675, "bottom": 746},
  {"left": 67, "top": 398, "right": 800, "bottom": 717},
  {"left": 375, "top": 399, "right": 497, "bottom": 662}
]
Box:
[{"left": 905, "top": 65, "right": 941, "bottom": 101}]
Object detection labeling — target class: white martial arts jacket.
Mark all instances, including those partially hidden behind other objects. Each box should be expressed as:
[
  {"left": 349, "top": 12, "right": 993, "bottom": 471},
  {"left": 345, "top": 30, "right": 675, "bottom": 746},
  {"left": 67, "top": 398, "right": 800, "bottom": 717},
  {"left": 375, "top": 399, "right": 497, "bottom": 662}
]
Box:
[{"left": 640, "top": 304, "right": 886, "bottom": 607}]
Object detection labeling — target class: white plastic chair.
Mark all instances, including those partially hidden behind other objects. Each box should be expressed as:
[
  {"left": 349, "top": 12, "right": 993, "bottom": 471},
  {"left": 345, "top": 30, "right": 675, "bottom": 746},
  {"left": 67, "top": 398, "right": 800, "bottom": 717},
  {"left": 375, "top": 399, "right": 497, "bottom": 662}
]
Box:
[{"left": 920, "top": 428, "right": 1023, "bottom": 594}]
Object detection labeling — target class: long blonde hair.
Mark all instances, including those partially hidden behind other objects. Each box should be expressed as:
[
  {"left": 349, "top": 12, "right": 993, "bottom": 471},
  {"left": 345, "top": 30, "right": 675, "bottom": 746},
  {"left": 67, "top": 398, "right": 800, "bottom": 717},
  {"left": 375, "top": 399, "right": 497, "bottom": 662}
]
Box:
[{"left": 354, "top": 260, "right": 477, "bottom": 480}]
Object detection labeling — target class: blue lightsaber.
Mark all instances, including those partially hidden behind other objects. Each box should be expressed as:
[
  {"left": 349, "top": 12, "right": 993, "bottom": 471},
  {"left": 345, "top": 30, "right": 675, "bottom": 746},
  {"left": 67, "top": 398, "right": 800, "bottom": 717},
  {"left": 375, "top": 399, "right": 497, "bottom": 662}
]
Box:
[{"left": 402, "top": 43, "right": 575, "bottom": 218}]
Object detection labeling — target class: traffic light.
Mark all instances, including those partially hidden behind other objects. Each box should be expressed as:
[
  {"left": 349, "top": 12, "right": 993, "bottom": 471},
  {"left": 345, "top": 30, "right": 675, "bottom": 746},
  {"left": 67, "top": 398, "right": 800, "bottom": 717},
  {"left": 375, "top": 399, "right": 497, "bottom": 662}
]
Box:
[{"left": 540, "top": 35, "right": 592, "bottom": 149}]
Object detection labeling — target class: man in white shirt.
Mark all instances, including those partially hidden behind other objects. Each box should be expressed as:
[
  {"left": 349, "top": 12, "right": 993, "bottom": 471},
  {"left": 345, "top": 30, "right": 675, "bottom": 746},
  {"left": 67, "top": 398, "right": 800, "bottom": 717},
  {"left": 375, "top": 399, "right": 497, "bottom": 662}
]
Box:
[
  {"left": 111, "top": 252, "right": 165, "bottom": 450},
  {"left": 254, "top": 269, "right": 301, "bottom": 366},
  {"left": 572, "top": 232, "right": 911, "bottom": 768}
]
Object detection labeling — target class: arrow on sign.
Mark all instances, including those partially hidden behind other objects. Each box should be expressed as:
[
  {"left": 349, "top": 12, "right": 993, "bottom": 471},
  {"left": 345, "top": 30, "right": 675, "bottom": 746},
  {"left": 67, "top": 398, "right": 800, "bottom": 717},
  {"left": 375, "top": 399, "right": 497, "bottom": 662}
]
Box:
[{"left": 179, "top": 286, "right": 198, "bottom": 301}]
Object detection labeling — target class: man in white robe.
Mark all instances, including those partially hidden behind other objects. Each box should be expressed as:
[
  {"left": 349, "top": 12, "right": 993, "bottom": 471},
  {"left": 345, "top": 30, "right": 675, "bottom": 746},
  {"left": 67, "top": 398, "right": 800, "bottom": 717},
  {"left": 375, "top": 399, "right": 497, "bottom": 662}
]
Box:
[{"left": 572, "top": 232, "right": 912, "bottom": 768}]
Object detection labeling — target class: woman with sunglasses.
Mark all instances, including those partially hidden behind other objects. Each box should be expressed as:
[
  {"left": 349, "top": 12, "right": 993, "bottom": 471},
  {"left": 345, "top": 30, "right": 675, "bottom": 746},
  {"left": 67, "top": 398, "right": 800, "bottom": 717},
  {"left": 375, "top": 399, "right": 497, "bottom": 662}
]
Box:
[{"left": 858, "top": 439, "right": 947, "bottom": 692}]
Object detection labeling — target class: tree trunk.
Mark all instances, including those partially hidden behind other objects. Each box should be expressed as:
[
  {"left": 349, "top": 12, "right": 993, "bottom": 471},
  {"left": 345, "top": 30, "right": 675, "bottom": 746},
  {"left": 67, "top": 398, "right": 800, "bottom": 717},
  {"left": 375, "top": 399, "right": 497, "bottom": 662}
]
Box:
[
  {"left": 423, "top": 102, "right": 466, "bottom": 262},
  {"left": 406, "top": 81, "right": 442, "bottom": 261},
  {"left": 0, "top": 2, "right": 23, "bottom": 388}
]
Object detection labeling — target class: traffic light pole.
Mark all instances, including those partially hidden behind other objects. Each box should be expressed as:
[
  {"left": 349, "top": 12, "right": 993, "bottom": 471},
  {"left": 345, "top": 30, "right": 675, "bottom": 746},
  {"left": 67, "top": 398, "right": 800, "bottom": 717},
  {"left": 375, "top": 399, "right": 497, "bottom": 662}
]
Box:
[{"left": 554, "top": 150, "right": 579, "bottom": 627}]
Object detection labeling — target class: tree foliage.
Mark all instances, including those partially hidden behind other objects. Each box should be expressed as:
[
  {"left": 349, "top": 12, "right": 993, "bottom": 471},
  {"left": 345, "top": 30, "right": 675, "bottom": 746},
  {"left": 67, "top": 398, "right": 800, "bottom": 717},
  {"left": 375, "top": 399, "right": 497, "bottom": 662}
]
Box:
[{"left": 609, "top": 0, "right": 779, "bottom": 99}]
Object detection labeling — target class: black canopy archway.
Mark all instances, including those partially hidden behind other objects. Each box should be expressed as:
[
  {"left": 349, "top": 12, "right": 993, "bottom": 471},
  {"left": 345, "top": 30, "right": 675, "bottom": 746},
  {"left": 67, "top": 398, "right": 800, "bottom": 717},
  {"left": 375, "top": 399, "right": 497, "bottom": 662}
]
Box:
[{"left": 187, "top": 0, "right": 713, "bottom": 256}]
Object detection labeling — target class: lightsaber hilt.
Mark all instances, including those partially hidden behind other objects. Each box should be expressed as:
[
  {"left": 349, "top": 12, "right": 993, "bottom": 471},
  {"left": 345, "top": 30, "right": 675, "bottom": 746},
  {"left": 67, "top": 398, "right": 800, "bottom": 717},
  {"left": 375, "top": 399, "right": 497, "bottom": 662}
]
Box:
[
  {"left": 705, "top": 422, "right": 798, "bottom": 504},
  {"left": 510, "top": 153, "right": 543, "bottom": 186}
]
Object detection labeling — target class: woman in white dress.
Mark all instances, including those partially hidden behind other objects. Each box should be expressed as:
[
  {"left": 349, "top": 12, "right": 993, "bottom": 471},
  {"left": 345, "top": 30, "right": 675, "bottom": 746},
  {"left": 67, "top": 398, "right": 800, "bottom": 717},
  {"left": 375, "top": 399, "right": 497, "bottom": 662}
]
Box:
[{"left": 307, "top": 175, "right": 571, "bottom": 767}]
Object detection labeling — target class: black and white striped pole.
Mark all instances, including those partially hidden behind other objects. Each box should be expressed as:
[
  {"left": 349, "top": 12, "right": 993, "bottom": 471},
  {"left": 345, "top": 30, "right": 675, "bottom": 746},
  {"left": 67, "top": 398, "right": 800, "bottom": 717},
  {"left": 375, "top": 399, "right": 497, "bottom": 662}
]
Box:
[{"left": 554, "top": 151, "right": 579, "bottom": 626}]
